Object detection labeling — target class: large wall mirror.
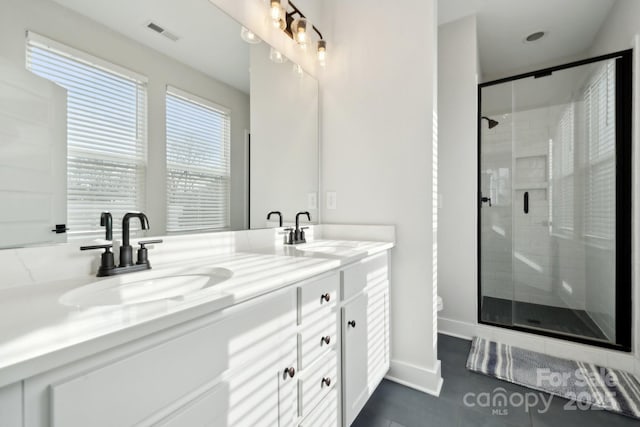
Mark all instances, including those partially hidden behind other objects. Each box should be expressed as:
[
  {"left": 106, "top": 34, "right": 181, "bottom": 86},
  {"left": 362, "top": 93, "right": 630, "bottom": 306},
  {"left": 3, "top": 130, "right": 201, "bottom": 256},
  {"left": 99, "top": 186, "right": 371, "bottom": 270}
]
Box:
[{"left": 0, "top": 0, "right": 319, "bottom": 248}]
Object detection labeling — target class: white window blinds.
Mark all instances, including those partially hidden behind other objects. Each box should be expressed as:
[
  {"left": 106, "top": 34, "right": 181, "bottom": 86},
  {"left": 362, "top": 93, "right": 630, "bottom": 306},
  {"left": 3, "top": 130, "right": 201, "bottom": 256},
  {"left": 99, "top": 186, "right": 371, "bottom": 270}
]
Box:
[
  {"left": 584, "top": 61, "right": 616, "bottom": 241},
  {"left": 26, "top": 32, "right": 147, "bottom": 239},
  {"left": 551, "top": 103, "right": 575, "bottom": 234},
  {"left": 166, "top": 87, "right": 231, "bottom": 232}
]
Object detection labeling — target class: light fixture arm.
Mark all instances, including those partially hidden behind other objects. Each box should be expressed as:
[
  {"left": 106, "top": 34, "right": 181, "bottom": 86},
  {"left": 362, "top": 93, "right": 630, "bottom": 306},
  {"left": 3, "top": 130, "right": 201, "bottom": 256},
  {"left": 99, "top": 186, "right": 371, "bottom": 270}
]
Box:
[{"left": 285, "top": 0, "right": 324, "bottom": 40}]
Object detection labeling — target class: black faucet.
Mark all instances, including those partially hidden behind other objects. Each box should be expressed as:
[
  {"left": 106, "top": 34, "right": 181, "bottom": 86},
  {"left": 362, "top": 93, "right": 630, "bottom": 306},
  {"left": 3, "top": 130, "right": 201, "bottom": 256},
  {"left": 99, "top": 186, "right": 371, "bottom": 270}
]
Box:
[
  {"left": 81, "top": 212, "right": 162, "bottom": 277},
  {"left": 285, "top": 211, "right": 311, "bottom": 245},
  {"left": 267, "top": 211, "right": 283, "bottom": 227},
  {"left": 120, "top": 212, "right": 150, "bottom": 267},
  {"left": 100, "top": 212, "right": 113, "bottom": 241}
]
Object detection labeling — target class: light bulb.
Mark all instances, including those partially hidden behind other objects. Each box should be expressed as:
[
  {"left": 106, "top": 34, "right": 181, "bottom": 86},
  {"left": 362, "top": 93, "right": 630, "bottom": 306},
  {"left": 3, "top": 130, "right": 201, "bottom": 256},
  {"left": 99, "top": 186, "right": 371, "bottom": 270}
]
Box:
[
  {"left": 317, "top": 40, "right": 327, "bottom": 67},
  {"left": 269, "top": 47, "right": 287, "bottom": 64},
  {"left": 240, "top": 26, "right": 261, "bottom": 44},
  {"left": 292, "top": 17, "right": 311, "bottom": 49},
  {"left": 269, "top": 0, "right": 286, "bottom": 29}
]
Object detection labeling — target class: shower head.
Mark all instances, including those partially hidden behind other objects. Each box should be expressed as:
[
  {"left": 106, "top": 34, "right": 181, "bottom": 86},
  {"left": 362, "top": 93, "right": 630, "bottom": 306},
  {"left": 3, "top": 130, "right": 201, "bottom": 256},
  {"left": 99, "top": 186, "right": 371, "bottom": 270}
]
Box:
[{"left": 481, "top": 116, "right": 499, "bottom": 129}]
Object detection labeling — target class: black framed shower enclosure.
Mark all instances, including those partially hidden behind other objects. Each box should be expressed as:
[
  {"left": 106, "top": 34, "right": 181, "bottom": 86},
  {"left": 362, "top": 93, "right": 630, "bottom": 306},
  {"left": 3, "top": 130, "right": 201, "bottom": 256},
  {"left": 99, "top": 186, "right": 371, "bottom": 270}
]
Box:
[{"left": 477, "top": 49, "right": 632, "bottom": 351}]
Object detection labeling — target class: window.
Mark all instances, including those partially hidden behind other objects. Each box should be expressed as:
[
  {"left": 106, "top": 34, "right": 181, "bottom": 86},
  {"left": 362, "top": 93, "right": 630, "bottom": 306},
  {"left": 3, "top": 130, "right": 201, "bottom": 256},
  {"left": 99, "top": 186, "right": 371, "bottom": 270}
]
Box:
[
  {"left": 551, "top": 103, "right": 575, "bottom": 235},
  {"left": 583, "top": 61, "right": 616, "bottom": 241},
  {"left": 165, "top": 87, "right": 231, "bottom": 232},
  {"left": 26, "top": 32, "right": 147, "bottom": 239}
]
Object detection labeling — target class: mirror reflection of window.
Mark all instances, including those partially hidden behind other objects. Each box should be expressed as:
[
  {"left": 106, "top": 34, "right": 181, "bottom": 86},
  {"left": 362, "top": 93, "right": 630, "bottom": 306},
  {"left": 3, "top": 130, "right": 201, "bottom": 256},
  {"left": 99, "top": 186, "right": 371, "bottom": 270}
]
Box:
[
  {"left": 165, "top": 87, "right": 231, "bottom": 233},
  {"left": 26, "top": 33, "right": 147, "bottom": 239}
]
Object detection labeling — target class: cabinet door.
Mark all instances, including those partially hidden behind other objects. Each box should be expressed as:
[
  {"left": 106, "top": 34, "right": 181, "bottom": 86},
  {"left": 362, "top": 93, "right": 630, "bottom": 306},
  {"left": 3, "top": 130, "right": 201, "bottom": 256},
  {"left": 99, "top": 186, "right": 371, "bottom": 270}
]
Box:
[
  {"left": 366, "top": 285, "right": 390, "bottom": 388},
  {"left": 156, "top": 365, "right": 295, "bottom": 427},
  {"left": 0, "top": 383, "right": 22, "bottom": 427},
  {"left": 341, "top": 293, "right": 368, "bottom": 426}
]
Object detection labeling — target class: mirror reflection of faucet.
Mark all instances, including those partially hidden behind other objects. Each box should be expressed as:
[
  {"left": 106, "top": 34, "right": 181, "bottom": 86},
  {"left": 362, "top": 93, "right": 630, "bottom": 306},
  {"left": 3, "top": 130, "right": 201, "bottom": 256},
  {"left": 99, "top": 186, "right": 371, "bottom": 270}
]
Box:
[
  {"left": 267, "top": 211, "right": 283, "bottom": 227},
  {"left": 80, "top": 211, "right": 163, "bottom": 277}
]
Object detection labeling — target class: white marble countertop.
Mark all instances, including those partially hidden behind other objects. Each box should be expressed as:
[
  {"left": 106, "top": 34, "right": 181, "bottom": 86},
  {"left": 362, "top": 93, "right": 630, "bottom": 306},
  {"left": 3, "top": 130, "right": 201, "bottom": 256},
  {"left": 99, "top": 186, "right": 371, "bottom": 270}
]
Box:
[{"left": 0, "top": 238, "right": 393, "bottom": 387}]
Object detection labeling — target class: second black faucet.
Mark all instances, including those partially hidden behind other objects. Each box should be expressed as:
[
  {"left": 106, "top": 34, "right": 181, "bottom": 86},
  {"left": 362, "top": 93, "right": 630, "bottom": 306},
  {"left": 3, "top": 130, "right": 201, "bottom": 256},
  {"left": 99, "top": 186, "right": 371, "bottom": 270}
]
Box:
[{"left": 284, "top": 211, "right": 311, "bottom": 245}]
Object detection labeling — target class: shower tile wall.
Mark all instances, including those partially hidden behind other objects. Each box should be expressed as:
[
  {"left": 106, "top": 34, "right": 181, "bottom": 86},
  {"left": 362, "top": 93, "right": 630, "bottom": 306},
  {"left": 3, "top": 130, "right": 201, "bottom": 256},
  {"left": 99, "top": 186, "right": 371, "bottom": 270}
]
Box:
[
  {"left": 481, "top": 114, "right": 513, "bottom": 302},
  {"left": 482, "top": 106, "right": 572, "bottom": 308}
]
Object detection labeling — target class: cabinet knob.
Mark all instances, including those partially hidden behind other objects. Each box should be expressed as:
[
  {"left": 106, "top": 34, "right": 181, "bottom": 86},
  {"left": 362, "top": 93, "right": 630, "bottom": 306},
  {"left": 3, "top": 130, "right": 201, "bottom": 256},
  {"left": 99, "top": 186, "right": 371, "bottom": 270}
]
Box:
[
  {"left": 348, "top": 320, "right": 356, "bottom": 328},
  {"left": 322, "top": 377, "right": 331, "bottom": 387},
  {"left": 284, "top": 367, "right": 296, "bottom": 378},
  {"left": 321, "top": 335, "right": 331, "bottom": 345},
  {"left": 321, "top": 293, "right": 331, "bottom": 303}
]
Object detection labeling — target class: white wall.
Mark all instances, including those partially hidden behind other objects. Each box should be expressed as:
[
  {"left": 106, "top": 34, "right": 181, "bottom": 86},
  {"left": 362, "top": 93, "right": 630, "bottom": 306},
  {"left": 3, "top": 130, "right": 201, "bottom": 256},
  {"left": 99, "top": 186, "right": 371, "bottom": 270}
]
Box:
[
  {"left": 249, "top": 43, "right": 319, "bottom": 228},
  {"left": 320, "top": 0, "right": 441, "bottom": 395},
  {"left": 437, "top": 16, "right": 478, "bottom": 327},
  {"left": 0, "top": 0, "right": 250, "bottom": 234},
  {"left": 589, "top": 0, "right": 640, "bottom": 364}
]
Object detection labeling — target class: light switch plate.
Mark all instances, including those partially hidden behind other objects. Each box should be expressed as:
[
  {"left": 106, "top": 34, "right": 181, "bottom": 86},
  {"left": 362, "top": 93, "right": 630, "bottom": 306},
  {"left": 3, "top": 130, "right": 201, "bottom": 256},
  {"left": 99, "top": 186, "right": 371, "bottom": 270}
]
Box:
[
  {"left": 326, "top": 192, "right": 337, "bottom": 210},
  {"left": 308, "top": 192, "right": 317, "bottom": 210}
]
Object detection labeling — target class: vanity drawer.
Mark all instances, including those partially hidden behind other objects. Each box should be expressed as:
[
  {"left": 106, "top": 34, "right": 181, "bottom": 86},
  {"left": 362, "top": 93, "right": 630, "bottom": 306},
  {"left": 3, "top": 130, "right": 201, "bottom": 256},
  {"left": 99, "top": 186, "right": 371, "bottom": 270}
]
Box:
[
  {"left": 298, "top": 351, "right": 337, "bottom": 418},
  {"left": 341, "top": 252, "right": 388, "bottom": 301},
  {"left": 298, "top": 273, "right": 338, "bottom": 323},
  {"left": 298, "top": 308, "right": 336, "bottom": 369},
  {"left": 48, "top": 291, "right": 296, "bottom": 427},
  {"left": 298, "top": 388, "right": 338, "bottom": 427}
]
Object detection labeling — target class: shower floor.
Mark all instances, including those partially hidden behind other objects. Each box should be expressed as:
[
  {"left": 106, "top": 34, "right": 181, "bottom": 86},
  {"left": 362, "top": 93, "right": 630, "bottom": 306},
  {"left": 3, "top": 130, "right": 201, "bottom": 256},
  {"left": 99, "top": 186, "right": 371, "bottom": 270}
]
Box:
[{"left": 480, "top": 296, "right": 608, "bottom": 341}]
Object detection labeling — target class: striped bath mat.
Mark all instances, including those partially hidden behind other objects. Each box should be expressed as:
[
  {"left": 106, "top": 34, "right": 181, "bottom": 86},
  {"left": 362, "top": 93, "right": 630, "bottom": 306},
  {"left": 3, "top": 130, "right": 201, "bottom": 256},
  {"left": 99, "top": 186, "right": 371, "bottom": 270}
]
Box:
[{"left": 466, "top": 337, "right": 640, "bottom": 419}]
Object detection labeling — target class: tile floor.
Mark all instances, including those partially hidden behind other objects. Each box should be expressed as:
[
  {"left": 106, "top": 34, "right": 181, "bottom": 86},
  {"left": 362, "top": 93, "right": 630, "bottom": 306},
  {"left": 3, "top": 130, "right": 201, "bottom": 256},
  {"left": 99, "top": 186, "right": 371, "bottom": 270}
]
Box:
[{"left": 352, "top": 334, "right": 638, "bottom": 427}]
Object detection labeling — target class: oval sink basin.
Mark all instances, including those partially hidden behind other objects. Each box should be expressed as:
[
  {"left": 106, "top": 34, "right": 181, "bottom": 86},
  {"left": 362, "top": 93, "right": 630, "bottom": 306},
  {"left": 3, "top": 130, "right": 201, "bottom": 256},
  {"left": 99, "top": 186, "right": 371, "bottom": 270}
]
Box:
[{"left": 60, "top": 267, "right": 233, "bottom": 308}]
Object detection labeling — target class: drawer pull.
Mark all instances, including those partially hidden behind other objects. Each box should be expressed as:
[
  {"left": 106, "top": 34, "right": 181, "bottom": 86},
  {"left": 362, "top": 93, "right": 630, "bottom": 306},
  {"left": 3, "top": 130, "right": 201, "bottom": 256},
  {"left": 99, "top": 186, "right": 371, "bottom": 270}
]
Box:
[
  {"left": 284, "top": 367, "right": 296, "bottom": 378},
  {"left": 322, "top": 377, "right": 331, "bottom": 387},
  {"left": 321, "top": 335, "right": 331, "bottom": 345},
  {"left": 321, "top": 293, "right": 331, "bottom": 303},
  {"left": 347, "top": 320, "right": 356, "bottom": 328}
]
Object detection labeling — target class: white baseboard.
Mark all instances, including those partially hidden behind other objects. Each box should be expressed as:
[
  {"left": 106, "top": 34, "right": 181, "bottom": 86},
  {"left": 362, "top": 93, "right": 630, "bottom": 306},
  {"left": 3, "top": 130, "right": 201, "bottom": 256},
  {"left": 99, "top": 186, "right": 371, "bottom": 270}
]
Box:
[
  {"left": 438, "top": 316, "right": 639, "bottom": 375},
  {"left": 438, "top": 317, "right": 475, "bottom": 340},
  {"left": 385, "top": 359, "right": 443, "bottom": 396}
]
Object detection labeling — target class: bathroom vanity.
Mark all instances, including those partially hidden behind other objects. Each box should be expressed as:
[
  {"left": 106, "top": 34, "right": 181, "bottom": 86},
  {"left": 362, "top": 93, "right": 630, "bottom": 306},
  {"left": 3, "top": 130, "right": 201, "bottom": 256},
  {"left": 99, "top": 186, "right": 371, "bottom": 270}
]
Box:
[{"left": 0, "top": 228, "right": 393, "bottom": 426}]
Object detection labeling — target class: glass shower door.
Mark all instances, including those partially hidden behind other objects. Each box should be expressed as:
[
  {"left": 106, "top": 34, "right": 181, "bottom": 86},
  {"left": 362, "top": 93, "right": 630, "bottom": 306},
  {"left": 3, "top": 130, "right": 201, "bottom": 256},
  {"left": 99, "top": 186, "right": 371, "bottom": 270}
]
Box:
[
  {"left": 479, "top": 82, "right": 514, "bottom": 327},
  {"left": 510, "top": 60, "right": 618, "bottom": 342}
]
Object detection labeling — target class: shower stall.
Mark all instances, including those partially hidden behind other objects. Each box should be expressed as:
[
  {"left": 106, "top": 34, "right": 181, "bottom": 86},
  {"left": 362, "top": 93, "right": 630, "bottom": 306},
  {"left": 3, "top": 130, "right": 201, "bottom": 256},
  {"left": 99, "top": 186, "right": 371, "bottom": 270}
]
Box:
[{"left": 478, "top": 50, "right": 632, "bottom": 351}]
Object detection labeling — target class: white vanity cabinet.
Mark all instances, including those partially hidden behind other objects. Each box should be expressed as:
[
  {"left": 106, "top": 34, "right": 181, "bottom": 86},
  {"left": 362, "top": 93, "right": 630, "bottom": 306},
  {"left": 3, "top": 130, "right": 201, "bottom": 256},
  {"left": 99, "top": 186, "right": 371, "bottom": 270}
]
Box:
[
  {"left": 22, "top": 289, "right": 299, "bottom": 427},
  {"left": 340, "top": 252, "right": 391, "bottom": 426},
  {"left": 0, "top": 247, "right": 392, "bottom": 427}
]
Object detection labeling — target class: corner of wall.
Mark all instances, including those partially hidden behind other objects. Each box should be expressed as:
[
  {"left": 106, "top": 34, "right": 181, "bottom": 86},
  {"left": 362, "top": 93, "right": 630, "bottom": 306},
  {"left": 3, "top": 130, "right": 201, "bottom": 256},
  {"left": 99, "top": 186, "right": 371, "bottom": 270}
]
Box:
[{"left": 386, "top": 359, "right": 443, "bottom": 397}]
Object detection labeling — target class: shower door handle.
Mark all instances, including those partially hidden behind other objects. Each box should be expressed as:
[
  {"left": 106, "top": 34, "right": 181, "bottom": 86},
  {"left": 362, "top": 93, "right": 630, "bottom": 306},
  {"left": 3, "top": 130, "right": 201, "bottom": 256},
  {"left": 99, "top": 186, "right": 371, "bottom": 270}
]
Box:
[
  {"left": 523, "top": 192, "right": 529, "bottom": 214},
  {"left": 480, "top": 196, "right": 492, "bottom": 207}
]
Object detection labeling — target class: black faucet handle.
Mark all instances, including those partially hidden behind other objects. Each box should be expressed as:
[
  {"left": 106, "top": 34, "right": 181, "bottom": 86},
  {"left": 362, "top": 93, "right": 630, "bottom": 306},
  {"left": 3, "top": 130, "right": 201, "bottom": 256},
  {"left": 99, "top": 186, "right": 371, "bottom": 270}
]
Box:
[
  {"left": 80, "top": 244, "right": 116, "bottom": 274},
  {"left": 136, "top": 239, "right": 162, "bottom": 266},
  {"left": 80, "top": 243, "right": 113, "bottom": 251},
  {"left": 137, "top": 239, "right": 163, "bottom": 248},
  {"left": 282, "top": 228, "right": 295, "bottom": 245}
]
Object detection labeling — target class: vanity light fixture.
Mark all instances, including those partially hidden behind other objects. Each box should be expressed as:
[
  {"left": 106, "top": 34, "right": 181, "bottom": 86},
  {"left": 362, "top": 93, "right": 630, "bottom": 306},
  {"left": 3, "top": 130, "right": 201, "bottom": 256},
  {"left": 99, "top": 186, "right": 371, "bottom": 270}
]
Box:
[
  {"left": 272, "top": 0, "right": 326, "bottom": 65},
  {"left": 269, "top": 0, "right": 287, "bottom": 29},
  {"left": 291, "top": 16, "right": 311, "bottom": 49},
  {"left": 240, "top": 26, "right": 262, "bottom": 44},
  {"left": 317, "top": 39, "right": 327, "bottom": 67}
]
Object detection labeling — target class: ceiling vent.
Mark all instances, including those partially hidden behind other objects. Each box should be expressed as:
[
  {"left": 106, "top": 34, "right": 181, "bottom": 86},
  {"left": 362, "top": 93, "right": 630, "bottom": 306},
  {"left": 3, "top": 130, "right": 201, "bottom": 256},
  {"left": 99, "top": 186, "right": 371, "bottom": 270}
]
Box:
[{"left": 146, "top": 21, "right": 180, "bottom": 42}]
